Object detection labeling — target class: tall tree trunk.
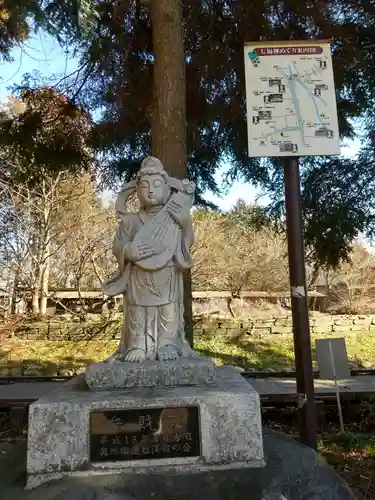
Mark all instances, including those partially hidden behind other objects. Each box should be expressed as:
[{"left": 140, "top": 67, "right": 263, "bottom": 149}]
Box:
[
  {"left": 40, "top": 258, "right": 50, "bottom": 315},
  {"left": 40, "top": 185, "right": 51, "bottom": 316},
  {"left": 10, "top": 270, "right": 20, "bottom": 315},
  {"left": 151, "top": 0, "right": 187, "bottom": 176},
  {"left": 30, "top": 210, "right": 42, "bottom": 316},
  {"left": 182, "top": 269, "right": 194, "bottom": 347},
  {"left": 150, "top": 0, "right": 193, "bottom": 346},
  {"left": 31, "top": 286, "right": 40, "bottom": 315}
]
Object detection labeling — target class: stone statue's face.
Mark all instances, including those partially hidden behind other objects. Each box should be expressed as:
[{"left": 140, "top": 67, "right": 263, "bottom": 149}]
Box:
[{"left": 137, "top": 174, "right": 167, "bottom": 207}]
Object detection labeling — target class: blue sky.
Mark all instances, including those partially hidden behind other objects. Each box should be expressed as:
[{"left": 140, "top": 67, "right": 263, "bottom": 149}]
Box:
[
  {"left": 1, "top": 31, "right": 361, "bottom": 211},
  {"left": 0, "top": 32, "right": 78, "bottom": 101}
]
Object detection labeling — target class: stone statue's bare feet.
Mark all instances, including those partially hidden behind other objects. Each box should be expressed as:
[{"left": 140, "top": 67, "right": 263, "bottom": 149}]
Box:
[
  {"left": 157, "top": 345, "right": 179, "bottom": 362},
  {"left": 124, "top": 348, "right": 146, "bottom": 363}
]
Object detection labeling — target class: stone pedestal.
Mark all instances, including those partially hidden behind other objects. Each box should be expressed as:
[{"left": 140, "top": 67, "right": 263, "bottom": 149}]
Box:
[
  {"left": 27, "top": 365, "right": 264, "bottom": 489},
  {"left": 85, "top": 357, "right": 216, "bottom": 390}
]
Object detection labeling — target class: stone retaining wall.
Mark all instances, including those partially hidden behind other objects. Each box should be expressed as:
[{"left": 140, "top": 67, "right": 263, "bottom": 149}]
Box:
[{"left": 199, "top": 315, "right": 375, "bottom": 336}]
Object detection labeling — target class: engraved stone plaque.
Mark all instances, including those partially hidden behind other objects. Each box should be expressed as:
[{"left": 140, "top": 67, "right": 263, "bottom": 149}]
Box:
[{"left": 90, "top": 406, "right": 201, "bottom": 462}]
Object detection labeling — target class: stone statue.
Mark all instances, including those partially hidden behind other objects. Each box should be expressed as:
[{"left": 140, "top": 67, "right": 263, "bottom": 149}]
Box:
[{"left": 103, "top": 156, "right": 196, "bottom": 363}]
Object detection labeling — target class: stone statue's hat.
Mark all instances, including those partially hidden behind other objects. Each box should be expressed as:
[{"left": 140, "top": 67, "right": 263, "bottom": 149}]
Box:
[{"left": 137, "top": 156, "right": 167, "bottom": 180}]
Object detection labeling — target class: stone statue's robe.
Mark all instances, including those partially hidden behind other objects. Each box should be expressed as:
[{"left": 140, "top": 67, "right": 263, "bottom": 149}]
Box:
[{"left": 104, "top": 206, "right": 194, "bottom": 360}]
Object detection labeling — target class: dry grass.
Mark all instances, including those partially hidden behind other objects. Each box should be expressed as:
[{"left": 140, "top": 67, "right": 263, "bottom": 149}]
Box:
[
  {"left": 1, "top": 315, "right": 375, "bottom": 497},
  {"left": 320, "top": 434, "right": 375, "bottom": 499},
  {"left": 0, "top": 316, "right": 119, "bottom": 375},
  {"left": 194, "top": 318, "right": 375, "bottom": 371},
  {"left": 1, "top": 315, "right": 375, "bottom": 375},
  {"left": 0, "top": 339, "right": 117, "bottom": 375}
]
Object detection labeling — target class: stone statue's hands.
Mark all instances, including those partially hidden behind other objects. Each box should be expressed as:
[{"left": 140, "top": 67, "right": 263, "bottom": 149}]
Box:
[
  {"left": 136, "top": 242, "right": 156, "bottom": 259},
  {"left": 124, "top": 242, "right": 155, "bottom": 261}
]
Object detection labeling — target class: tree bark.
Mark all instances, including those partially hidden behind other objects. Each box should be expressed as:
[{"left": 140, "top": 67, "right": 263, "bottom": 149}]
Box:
[
  {"left": 150, "top": 0, "right": 193, "bottom": 347},
  {"left": 30, "top": 209, "right": 42, "bottom": 316},
  {"left": 10, "top": 271, "right": 20, "bottom": 315},
  {"left": 31, "top": 286, "right": 40, "bottom": 315},
  {"left": 151, "top": 0, "right": 187, "bottom": 178},
  {"left": 39, "top": 183, "right": 51, "bottom": 316},
  {"left": 40, "top": 257, "right": 50, "bottom": 315}
]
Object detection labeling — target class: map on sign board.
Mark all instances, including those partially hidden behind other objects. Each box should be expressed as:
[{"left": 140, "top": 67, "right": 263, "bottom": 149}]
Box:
[{"left": 243, "top": 41, "right": 340, "bottom": 157}]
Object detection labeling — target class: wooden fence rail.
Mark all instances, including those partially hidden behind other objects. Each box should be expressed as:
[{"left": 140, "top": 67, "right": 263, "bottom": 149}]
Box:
[{"left": 0, "top": 288, "right": 326, "bottom": 299}]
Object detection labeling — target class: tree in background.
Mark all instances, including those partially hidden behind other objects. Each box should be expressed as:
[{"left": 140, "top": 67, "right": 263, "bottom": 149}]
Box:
[
  {"left": 0, "top": 86, "right": 93, "bottom": 184},
  {"left": 0, "top": 88, "right": 95, "bottom": 314},
  {"left": 0, "top": 0, "right": 34, "bottom": 59},
  {"left": 325, "top": 244, "right": 375, "bottom": 314},
  {"left": 192, "top": 202, "right": 289, "bottom": 293},
  {"left": 51, "top": 197, "right": 116, "bottom": 291},
  {"left": 0, "top": 167, "right": 103, "bottom": 314},
  {"left": 3, "top": 1, "right": 375, "bottom": 272}
]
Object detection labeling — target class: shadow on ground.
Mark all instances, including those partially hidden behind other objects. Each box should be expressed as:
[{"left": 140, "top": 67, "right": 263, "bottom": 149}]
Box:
[
  {"left": 0, "top": 351, "right": 96, "bottom": 376},
  {"left": 195, "top": 344, "right": 295, "bottom": 370},
  {"left": 194, "top": 328, "right": 296, "bottom": 370}
]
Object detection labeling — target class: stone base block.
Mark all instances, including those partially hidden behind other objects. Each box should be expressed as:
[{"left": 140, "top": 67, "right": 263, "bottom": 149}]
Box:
[
  {"left": 85, "top": 356, "right": 216, "bottom": 390},
  {"left": 27, "top": 366, "right": 264, "bottom": 488}
]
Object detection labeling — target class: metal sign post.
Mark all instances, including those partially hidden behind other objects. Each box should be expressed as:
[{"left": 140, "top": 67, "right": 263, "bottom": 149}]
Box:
[
  {"left": 244, "top": 39, "right": 341, "bottom": 450},
  {"left": 284, "top": 156, "right": 317, "bottom": 449}
]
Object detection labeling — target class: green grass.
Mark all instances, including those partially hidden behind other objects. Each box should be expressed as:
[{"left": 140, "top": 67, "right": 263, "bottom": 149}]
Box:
[
  {"left": 319, "top": 433, "right": 375, "bottom": 498},
  {"left": 194, "top": 329, "right": 296, "bottom": 370},
  {"left": 1, "top": 315, "right": 375, "bottom": 496},
  {"left": 1, "top": 315, "right": 375, "bottom": 375},
  {"left": 194, "top": 323, "right": 375, "bottom": 371}
]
